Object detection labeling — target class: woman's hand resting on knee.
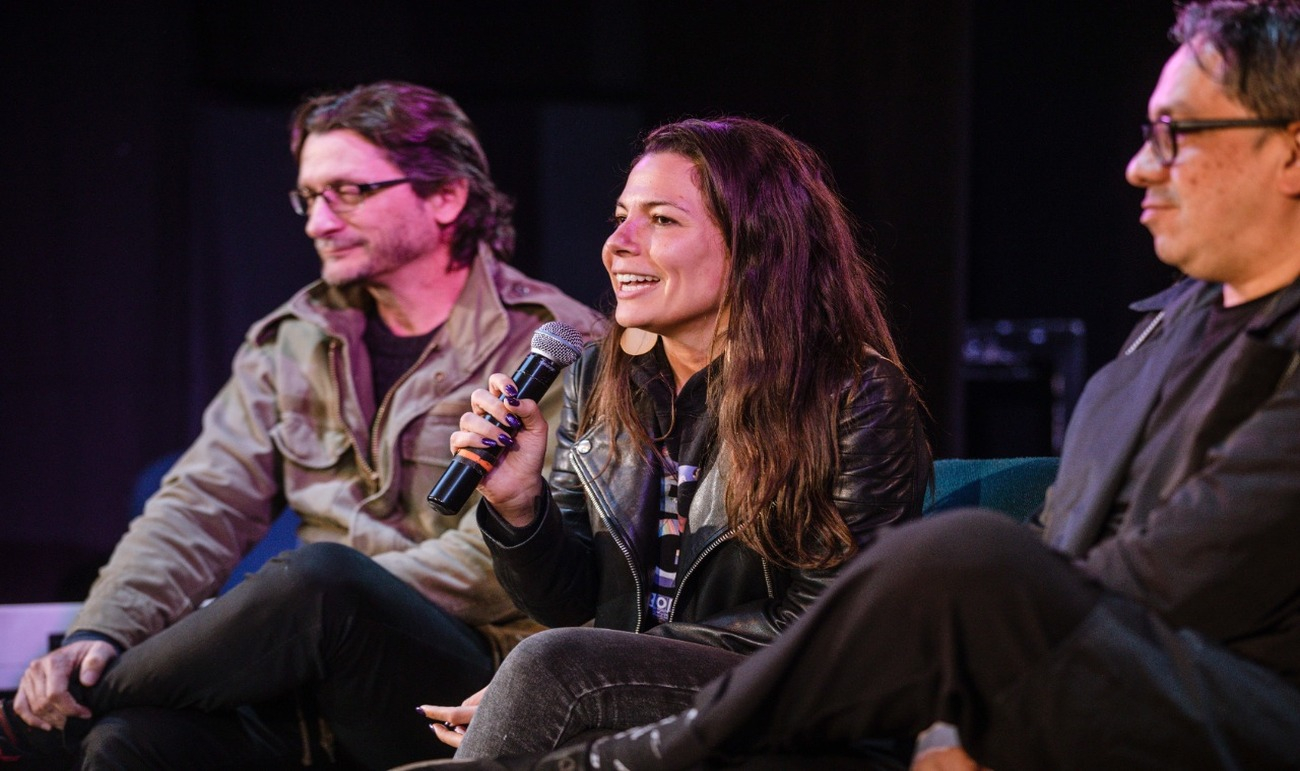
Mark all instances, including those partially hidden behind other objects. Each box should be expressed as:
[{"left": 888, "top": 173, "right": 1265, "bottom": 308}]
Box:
[{"left": 419, "top": 686, "right": 486, "bottom": 749}]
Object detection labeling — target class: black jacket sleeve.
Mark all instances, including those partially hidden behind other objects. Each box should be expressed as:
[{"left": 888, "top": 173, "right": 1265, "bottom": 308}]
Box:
[{"left": 476, "top": 346, "right": 603, "bottom": 627}]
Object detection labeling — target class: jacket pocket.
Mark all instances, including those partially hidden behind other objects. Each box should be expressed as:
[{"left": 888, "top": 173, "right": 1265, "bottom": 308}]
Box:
[
  {"left": 399, "top": 412, "right": 461, "bottom": 465},
  {"left": 270, "top": 412, "right": 350, "bottom": 470}
]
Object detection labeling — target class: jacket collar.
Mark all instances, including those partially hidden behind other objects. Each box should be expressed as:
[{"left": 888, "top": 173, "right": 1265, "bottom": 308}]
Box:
[
  {"left": 1247, "top": 275, "right": 1300, "bottom": 349},
  {"left": 1127, "top": 276, "right": 1198, "bottom": 314},
  {"left": 432, "top": 246, "right": 512, "bottom": 373},
  {"left": 251, "top": 245, "right": 511, "bottom": 356},
  {"left": 1127, "top": 274, "right": 1300, "bottom": 350}
]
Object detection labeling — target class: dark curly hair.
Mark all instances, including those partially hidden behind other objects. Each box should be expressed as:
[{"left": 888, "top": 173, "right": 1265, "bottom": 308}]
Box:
[
  {"left": 290, "top": 81, "right": 515, "bottom": 268},
  {"left": 1173, "top": 0, "right": 1300, "bottom": 119}
]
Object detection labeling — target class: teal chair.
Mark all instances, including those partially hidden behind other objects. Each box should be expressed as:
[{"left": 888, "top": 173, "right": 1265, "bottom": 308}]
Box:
[{"left": 922, "top": 457, "right": 1060, "bottom": 523}]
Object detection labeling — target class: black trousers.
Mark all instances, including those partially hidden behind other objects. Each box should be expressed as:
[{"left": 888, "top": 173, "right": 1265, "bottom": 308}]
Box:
[
  {"left": 586, "top": 511, "right": 1300, "bottom": 770},
  {"left": 72, "top": 543, "right": 494, "bottom": 770}
]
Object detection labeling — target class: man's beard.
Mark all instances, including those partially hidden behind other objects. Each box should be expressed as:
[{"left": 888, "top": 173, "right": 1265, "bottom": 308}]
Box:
[{"left": 319, "top": 238, "right": 424, "bottom": 287}]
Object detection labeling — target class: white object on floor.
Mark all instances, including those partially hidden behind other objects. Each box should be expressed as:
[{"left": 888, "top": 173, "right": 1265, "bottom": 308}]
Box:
[{"left": 0, "top": 603, "right": 83, "bottom": 690}]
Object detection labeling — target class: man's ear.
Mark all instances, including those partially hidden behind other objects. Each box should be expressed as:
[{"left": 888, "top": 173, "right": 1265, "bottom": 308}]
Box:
[
  {"left": 427, "top": 178, "right": 470, "bottom": 226},
  {"left": 1279, "top": 121, "right": 1300, "bottom": 197}
]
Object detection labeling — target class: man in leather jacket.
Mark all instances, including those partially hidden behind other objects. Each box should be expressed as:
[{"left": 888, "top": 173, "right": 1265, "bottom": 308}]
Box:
[
  {"left": 1, "top": 82, "right": 601, "bottom": 769},
  {"left": 430, "top": 2, "right": 1300, "bottom": 768}
]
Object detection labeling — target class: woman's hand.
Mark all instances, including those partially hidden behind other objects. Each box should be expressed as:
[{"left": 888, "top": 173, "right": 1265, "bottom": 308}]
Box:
[
  {"left": 449, "top": 373, "right": 549, "bottom": 527},
  {"left": 419, "top": 686, "right": 487, "bottom": 750}
]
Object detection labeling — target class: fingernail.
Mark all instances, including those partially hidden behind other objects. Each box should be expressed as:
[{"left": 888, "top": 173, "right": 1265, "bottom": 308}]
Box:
[
  {"left": 481, "top": 437, "right": 498, "bottom": 448},
  {"left": 504, "top": 383, "right": 518, "bottom": 397},
  {"left": 416, "top": 707, "right": 427, "bottom": 716},
  {"left": 504, "top": 413, "right": 521, "bottom": 429},
  {"left": 506, "top": 396, "right": 520, "bottom": 407},
  {"left": 498, "top": 434, "right": 515, "bottom": 447}
]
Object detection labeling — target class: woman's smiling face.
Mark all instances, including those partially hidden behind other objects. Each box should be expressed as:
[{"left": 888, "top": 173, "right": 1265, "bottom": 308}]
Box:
[{"left": 602, "top": 151, "right": 729, "bottom": 352}]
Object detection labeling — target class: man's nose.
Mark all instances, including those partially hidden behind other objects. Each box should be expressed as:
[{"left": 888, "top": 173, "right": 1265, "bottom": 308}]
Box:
[
  {"left": 304, "top": 196, "right": 343, "bottom": 238},
  {"left": 1125, "top": 139, "right": 1167, "bottom": 188}
]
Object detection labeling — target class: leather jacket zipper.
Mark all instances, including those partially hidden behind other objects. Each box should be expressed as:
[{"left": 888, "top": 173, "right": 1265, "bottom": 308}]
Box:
[
  {"left": 573, "top": 448, "right": 647, "bottom": 633},
  {"left": 667, "top": 529, "right": 734, "bottom": 623},
  {"left": 666, "top": 531, "right": 775, "bottom": 624}
]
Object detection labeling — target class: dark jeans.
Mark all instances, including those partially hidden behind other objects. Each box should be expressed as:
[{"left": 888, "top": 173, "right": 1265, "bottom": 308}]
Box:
[
  {"left": 455, "top": 628, "right": 744, "bottom": 759},
  {"left": 72, "top": 543, "right": 495, "bottom": 771},
  {"left": 578, "top": 511, "right": 1300, "bottom": 770}
]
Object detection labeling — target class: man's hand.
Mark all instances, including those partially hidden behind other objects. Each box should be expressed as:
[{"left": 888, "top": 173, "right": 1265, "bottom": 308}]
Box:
[
  {"left": 912, "top": 746, "right": 988, "bottom": 771},
  {"left": 420, "top": 686, "right": 487, "bottom": 750},
  {"left": 13, "top": 640, "right": 118, "bottom": 730}
]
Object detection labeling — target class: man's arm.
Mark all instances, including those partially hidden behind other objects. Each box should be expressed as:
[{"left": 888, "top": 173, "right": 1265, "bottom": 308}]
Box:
[
  {"left": 12, "top": 640, "right": 117, "bottom": 730},
  {"left": 71, "top": 340, "right": 284, "bottom": 647},
  {"left": 1083, "top": 352, "right": 1300, "bottom": 639},
  {"left": 15, "top": 342, "right": 284, "bottom": 729}
]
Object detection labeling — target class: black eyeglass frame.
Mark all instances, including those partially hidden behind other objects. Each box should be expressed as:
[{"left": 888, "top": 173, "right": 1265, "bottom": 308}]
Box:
[
  {"left": 1140, "top": 115, "right": 1294, "bottom": 167},
  {"left": 288, "top": 177, "right": 422, "bottom": 217}
]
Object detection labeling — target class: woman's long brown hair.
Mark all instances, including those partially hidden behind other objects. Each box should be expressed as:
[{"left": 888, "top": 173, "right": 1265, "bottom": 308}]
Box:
[{"left": 583, "top": 117, "right": 907, "bottom": 570}]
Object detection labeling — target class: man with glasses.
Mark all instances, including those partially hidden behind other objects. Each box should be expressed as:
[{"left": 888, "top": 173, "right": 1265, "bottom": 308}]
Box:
[
  {"left": 426, "top": 2, "right": 1300, "bottom": 768},
  {"left": 0, "top": 82, "right": 600, "bottom": 769}
]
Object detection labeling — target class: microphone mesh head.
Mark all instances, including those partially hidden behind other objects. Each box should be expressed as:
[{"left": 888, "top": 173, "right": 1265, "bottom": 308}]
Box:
[{"left": 531, "top": 321, "right": 584, "bottom": 366}]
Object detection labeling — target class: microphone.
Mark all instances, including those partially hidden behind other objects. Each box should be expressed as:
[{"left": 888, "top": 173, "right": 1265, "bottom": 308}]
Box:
[{"left": 426, "top": 321, "right": 584, "bottom": 516}]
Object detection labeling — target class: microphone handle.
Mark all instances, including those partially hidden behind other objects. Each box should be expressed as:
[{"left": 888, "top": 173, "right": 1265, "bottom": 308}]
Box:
[{"left": 426, "top": 353, "right": 563, "bottom": 516}]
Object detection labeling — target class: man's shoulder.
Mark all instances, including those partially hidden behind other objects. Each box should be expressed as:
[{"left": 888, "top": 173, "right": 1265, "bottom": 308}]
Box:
[
  {"left": 1254, "top": 276, "right": 1300, "bottom": 349},
  {"left": 486, "top": 258, "right": 604, "bottom": 336},
  {"left": 244, "top": 281, "right": 362, "bottom": 346}
]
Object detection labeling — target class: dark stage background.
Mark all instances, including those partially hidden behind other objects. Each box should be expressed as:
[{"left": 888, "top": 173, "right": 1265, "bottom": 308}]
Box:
[{"left": 1, "top": 1, "right": 1178, "bottom": 601}]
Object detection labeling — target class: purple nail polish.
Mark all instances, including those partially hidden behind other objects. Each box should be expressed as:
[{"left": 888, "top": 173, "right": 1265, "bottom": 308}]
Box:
[
  {"left": 504, "top": 383, "right": 518, "bottom": 397},
  {"left": 481, "top": 437, "right": 498, "bottom": 448},
  {"left": 506, "top": 396, "right": 520, "bottom": 407},
  {"left": 498, "top": 434, "right": 515, "bottom": 447},
  {"left": 505, "top": 413, "right": 521, "bottom": 429}
]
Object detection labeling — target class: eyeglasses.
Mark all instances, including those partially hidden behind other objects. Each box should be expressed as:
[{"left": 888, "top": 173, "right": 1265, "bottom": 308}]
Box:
[
  {"left": 288, "top": 177, "right": 420, "bottom": 217},
  {"left": 1140, "top": 115, "right": 1293, "bottom": 167}
]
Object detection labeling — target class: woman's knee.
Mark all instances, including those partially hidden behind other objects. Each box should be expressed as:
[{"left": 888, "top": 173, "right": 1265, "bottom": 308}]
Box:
[
  {"left": 495, "top": 628, "right": 605, "bottom": 685},
  {"left": 493, "top": 629, "right": 735, "bottom": 716},
  {"left": 486, "top": 628, "right": 658, "bottom": 722},
  {"left": 459, "top": 630, "right": 598, "bottom": 758},
  {"left": 466, "top": 629, "right": 714, "bottom": 759}
]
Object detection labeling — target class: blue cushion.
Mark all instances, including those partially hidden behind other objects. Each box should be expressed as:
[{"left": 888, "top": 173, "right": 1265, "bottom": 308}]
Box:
[
  {"left": 132, "top": 453, "right": 301, "bottom": 595},
  {"left": 923, "top": 457, "right": 1060, "bottom": 523},
  {"left": 217, "top": 508, "right": 301, "bottom": 593}
]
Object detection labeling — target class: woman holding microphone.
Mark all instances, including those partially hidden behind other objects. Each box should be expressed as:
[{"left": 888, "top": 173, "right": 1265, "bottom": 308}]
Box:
[{"left": 426, "top": 116, "right": 930, "bottom": 765}]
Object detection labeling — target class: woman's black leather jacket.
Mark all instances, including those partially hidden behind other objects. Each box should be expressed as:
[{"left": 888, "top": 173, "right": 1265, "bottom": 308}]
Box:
[{"left": 477, "top": 344, "right": 931, "bottom": 654}]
